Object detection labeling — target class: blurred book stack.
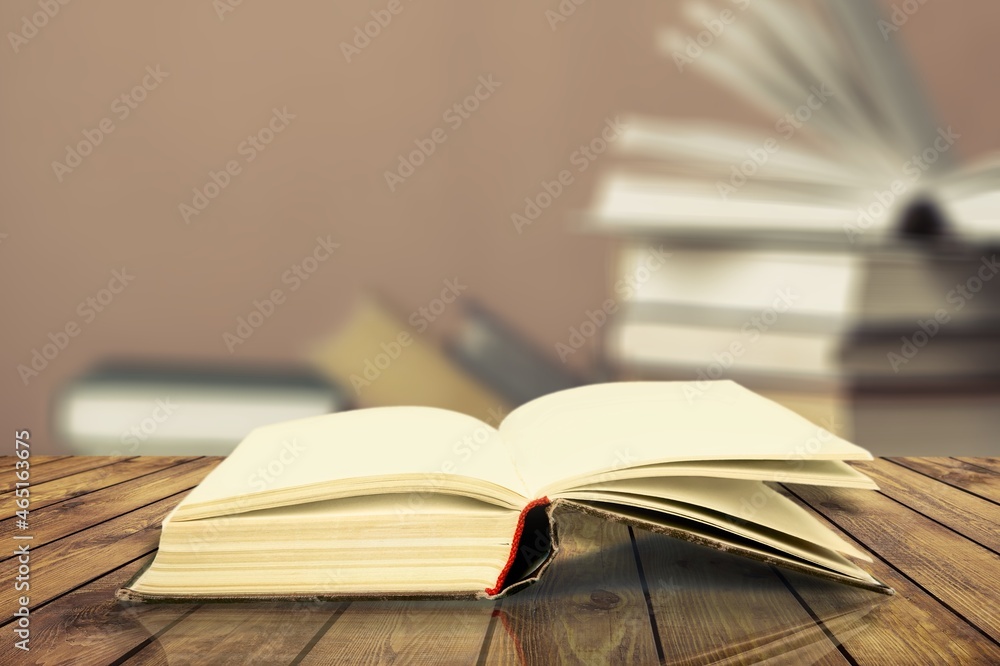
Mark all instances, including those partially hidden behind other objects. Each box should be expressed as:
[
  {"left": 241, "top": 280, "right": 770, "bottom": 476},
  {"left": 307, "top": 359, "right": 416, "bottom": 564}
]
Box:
[{"left": 585, "top": 1, "right": 1000, "bottom": 455}]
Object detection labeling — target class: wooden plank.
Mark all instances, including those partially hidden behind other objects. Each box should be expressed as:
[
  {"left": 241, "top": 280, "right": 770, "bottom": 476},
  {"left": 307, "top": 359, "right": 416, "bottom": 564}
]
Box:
[
  {"left": 776, "top": 486, "right": 1000, "bottom": 664},
  {"left": 891, "top": 457, "right": 1000, "bottom": 504},
  {"left": 0, "top": 555, "right": 198, "bottom": 664},
  {"left": 482, "top": 505, "right": 660, "bottom": 665},
  {"left": 0, "top": 456, "right": 132, "bottom": 494},
  {"left": 124, "top": 601, "right": 342, "bottom": 665},
  {"left": 633, "top": 530, "right": 848, "bottom": 664},
  {"left": 0, "top": 455, "right": 68, "bottom": 474},
  {"left": 957, "top": 457, "right": 1000, "bottom": 475},
  {"left": 787, "top": 484, "right": 1000, "bottom": 643},
  {"left": 856, "top": 459, "right": 1000, "bottom": 552},
  {"left": 8, "top": 456, "right": 198, "bottom": 513},
  {"left": 298, "top": 600, "right": 493, "bottom": 665},
  {"left": 0, "top": 458, "right": 219, "bottom": 555},
  {"left": 0, "top": 492, "right": 196, "bottom": 614}
]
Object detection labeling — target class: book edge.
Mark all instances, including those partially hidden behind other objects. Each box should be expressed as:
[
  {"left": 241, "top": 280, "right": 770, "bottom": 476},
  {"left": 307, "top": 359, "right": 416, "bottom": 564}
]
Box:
[{"left": 555, "top": 499, "right": 894, "bottom": 596}]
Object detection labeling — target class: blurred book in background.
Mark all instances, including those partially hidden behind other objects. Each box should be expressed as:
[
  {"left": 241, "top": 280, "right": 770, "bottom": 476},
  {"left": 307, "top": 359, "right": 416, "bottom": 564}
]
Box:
[
  {"left": 445, "top": 301, "right": 585, "bottom": 406},
  {"left": 309, "top": 297, "right": 511, "bottom": 422},
  {"left": 585, "top": 1, "right": 1000, "bottom": 455},
  {"left": 54, "top": 362, "right": 346, "bottom": 456}
]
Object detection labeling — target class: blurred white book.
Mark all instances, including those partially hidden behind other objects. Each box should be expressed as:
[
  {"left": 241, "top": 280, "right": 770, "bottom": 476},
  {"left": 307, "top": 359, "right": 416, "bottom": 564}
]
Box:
[
  {"left": 609, "top": 242, "right": 1000, "bottom": 383},
  {"left": 612, "top": 244, "right": 1000, "bottom": 330},
  {"left": 54, "top": 362, "right": 347, "bottom": 456}
]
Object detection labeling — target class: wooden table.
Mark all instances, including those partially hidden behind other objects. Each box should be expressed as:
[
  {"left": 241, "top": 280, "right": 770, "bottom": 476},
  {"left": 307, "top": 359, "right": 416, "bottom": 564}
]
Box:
[{"left": 0, "top": 456, "right": 997, "bottom": 664}]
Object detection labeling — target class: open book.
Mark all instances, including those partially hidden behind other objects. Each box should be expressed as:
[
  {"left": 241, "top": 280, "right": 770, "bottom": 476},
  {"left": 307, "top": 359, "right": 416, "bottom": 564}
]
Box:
[
  {"left": 118, "top": 381, "right": 892, "bottom": 601},
  {"left": 585, "top": 1, "right": 1000, "bottom": 247}
]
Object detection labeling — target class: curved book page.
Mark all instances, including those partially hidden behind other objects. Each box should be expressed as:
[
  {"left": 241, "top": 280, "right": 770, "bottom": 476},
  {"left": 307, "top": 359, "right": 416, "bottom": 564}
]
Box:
[
  {"left": 499, "top": 381, "right": 871, "bottom": 498},
  {"left": 173, "top": 406, "right": 529, "bottom": 521}
]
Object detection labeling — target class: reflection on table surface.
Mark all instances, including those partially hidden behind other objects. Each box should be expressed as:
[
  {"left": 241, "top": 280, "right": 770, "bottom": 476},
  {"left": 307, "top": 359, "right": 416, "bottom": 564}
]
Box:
[{"left": 107, "top": 507, "right": 888, "bottom": 665}]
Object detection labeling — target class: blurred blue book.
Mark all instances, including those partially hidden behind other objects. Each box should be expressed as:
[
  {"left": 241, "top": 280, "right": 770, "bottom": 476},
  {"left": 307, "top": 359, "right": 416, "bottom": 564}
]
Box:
[{"left": 445, "top": 302, "right": 584, "bottom": 406}]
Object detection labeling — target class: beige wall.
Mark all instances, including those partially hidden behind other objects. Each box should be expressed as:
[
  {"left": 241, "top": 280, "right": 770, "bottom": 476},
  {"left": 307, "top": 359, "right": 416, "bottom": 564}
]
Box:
[{"left": 3, "top": 1, "right": 1000, "bottom": 453}]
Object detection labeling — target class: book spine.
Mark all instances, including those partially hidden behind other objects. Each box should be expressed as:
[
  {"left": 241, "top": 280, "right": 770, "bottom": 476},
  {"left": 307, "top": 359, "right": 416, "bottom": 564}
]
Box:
[{"left": 485, "top": 496, "right": 551, "bottom": 597}]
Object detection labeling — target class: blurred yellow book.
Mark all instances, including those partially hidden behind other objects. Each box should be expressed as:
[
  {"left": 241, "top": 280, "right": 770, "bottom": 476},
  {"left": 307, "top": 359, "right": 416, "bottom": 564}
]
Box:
[{"left": 311, "top": 298, "right": 510, "bottom": 422}]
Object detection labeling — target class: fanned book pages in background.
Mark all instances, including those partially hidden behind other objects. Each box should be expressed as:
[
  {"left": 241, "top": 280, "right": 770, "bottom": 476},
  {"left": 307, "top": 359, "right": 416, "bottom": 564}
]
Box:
[{"left": 586, "top": 0, "right": 1000, "bottom": 246}]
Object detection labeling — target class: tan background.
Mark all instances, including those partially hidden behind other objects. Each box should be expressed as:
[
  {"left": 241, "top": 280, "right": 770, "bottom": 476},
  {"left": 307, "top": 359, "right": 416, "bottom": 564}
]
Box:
[{"left": 3, "top": 1, "right": 1000, "bottom": 453}]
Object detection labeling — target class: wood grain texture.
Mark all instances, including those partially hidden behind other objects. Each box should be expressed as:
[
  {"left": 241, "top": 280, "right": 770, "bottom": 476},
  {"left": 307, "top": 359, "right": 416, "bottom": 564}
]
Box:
[
  {"left": 0, "top": 555, "right": 197, "bottom": 665},
  {"left": 776, "top": 487, "right": 1000, "bottom": 664},
  {"left": 634, "top": 529, "right": 848, "bottom": 665},
  {"left": 787, "top": 483, "right": 1000, "bottom": 643},
  {"left": 125, "top": 602, "right": 341, "bottom": 665},
  {"left": 298, "top": 600, "right": 492, "bottom": 666},
  {"left": 956, "top": 457, "right": 1000, "bottom": 475},
  {"left": 891, "top": 457, "right": 1000, "bottom": 504},
  {"left": 0, "top": 456, "right": 130, "bottom": 494},
  {"left": 0, "top": 455, "right": 68, "bottom": 475},
  {"left": 0, "top": 457, "right": 220, "bottom": 554},
  {"left": 482, "top": 504, "right": 661, "bottom": 665},
  {"left": 855, "top": 459, "right": 1000, "bottom": 552},
  {"left": 6, "top": 456, "right": 197, "bottom": 513},
  {"left": 0, "top": 490, "right": 208, "bottom": 614}
]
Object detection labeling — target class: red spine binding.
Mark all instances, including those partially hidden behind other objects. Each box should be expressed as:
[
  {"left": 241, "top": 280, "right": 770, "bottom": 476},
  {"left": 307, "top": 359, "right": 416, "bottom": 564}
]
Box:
[{"left": 485, "top": 497, "right": 550, "bottom": 596}]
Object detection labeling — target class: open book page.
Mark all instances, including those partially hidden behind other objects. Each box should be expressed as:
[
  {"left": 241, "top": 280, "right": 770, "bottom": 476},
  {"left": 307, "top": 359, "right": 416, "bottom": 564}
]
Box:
[
  {"left": 616, "top": 118, "right": 874, "bottom": 186},
  {"left": 562, "top": 477, "right": 869, "bottom": 560},
  {"left": 499, "top": 381, "right": 871, "bottom": 498},
  {"left": 823, "top": 2, "right": 946, "bottom": 172},
  {"left": 174, "top": 406, "right": 529, "bottom": 520},
  {"left": 940, "top": 190, "right": 1000, "bottom": 244},
  {"left": 581, "top": 501, "right": 881, "bottom": 588},
  {"left": 570, "top": 459, "right": 877, "bottom": 490}
]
